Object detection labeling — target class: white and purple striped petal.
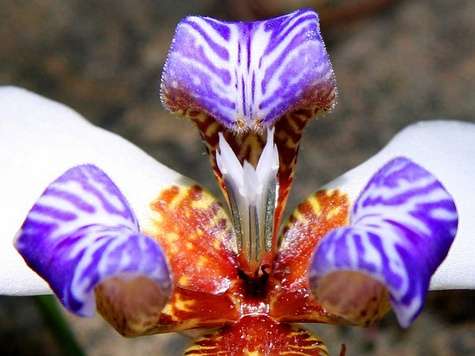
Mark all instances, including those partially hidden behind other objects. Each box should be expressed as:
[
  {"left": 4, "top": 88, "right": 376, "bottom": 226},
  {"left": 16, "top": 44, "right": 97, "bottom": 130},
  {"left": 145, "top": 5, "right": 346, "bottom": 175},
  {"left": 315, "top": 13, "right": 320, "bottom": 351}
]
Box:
[
  {"left": 0, "top": 87, "right": 189, "bottom": 296},
  {"left": 161, "top": 9, "right": 336, "bottom": 131},
  {"left": 309, "top": 157, "right": 458, "bottom": 327},
  {"left": 15, "top": 164, "right": 171, "bottom": 317}
]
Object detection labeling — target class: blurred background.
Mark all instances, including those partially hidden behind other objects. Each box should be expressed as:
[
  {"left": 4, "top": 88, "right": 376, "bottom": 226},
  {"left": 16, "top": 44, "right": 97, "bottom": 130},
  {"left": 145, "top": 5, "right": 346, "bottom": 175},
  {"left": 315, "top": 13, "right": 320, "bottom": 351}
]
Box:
[{"left": 1, "top": 0, "right": 475, "bottom": 355}]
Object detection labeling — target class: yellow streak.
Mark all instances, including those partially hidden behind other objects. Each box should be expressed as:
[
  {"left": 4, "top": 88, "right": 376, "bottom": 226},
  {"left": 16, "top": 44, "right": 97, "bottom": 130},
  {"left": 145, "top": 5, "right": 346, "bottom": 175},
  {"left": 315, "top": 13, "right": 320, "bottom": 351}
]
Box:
[
  {"left": 327, "top": 206, "right": 341, "bottom": 219},
  {"left": 205, "top": 121, "right": 220, "bottom": 137},
  {"left": 245, "top": 352, "right": 261, "bottom": 356},
  {"left": 308, "top": 196, "right": 322, "bottom": 215},
  {"left": 292, "top": 209, "right": 305, "bottom": 223},
  {"left": 197, "top": 256, "right": 208, "bottom": 268},
  {"left": 174, "top": 294, "right": 195, "bottom": 312},
  {"left": 178, "top": 275, "right": 189, "bottom": 287},
  {"left": 191, "top": 194, "right": 214, "bottom": 209},
  {"left": 169, "top": 186, "right": 189, "bottom": 209},
  {"left": 165, "top": 232, "right": 179, "bottom": 243}
]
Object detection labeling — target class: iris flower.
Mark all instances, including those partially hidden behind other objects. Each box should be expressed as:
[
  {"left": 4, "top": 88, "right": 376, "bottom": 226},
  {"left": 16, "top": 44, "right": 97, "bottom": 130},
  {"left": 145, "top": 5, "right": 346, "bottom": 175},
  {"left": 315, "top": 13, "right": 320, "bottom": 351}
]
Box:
[{"left": 1, "top": 9, "right": 475, "bottom": 355}]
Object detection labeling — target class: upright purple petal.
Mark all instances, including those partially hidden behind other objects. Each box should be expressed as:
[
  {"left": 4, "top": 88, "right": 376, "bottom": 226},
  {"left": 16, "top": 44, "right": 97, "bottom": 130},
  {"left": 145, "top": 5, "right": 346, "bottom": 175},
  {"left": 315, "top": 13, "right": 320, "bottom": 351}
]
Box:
[
  {"left": 309, "top": 157, "right": 458, "bottom": 327},
  {"left": 15, "top": 165, "right": 171, "bottom": 317},
  {"left": 161, "top": 9, "right": 336, "bottom": 131}
]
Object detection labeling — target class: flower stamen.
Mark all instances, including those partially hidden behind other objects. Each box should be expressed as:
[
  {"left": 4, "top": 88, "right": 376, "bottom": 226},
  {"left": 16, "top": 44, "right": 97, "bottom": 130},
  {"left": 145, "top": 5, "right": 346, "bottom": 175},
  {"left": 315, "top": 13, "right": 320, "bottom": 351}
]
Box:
[{"left": 216, "top": 127, "right": 279, "bottom": 274}]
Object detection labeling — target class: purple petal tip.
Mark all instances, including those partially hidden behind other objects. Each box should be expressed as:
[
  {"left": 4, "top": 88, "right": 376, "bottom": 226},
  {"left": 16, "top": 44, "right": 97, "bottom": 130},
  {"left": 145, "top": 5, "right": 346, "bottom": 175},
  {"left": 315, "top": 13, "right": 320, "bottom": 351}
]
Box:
[
  {"left": 310, "top": 157, "right": 458, "bottom": 327},
  {"left": 15, "top": 164, "right": 172, "bottom": 317}
]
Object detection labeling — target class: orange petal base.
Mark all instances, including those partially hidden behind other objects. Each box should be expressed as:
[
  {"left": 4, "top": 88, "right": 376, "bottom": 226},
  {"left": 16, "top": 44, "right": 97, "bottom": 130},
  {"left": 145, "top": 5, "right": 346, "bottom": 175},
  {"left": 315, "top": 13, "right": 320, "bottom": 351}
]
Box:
[
  {"left": 97, "top": 186, "right": 356, "bottom": 352},
  {"left": 148, "top": 185, "right": 238, "bottom": 294},
  {"left": 269, "top": 190, "right": 350, "bottom": 323},
  {"left": 185, "top": 315, "right": 328, "bottom": 356}
]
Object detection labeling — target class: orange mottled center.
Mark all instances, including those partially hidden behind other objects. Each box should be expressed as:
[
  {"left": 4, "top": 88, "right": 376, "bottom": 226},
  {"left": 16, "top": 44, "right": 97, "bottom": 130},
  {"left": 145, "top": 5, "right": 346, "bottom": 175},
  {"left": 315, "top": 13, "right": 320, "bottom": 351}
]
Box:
[{"left": 128, "top": 185, "right": 351, "bottom": 336}]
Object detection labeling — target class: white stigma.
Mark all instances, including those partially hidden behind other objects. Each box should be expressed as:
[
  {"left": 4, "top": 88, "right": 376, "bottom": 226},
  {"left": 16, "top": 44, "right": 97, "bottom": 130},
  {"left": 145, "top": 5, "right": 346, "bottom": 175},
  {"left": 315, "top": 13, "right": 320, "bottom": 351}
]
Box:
[{"left": 216, "top": 127, "right": 279, "bottom": 272}]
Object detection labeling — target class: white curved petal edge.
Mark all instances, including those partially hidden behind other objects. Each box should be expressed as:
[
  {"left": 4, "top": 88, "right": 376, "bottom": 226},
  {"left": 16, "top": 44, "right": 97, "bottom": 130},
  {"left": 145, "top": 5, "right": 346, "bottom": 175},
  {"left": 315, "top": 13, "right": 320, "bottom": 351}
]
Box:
[
  {"left": 324, "top": 120, "right": 475, "bottom": 290},
  {"left": 0, "top": 86, "right": 191, "bottom": 295}
]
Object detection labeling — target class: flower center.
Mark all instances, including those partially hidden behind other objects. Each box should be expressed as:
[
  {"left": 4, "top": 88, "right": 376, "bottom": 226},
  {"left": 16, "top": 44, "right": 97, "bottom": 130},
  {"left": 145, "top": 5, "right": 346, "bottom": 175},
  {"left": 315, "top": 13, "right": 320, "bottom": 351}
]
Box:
[{"left": 216, "top": 127, "right": 279, "bottom": 274}]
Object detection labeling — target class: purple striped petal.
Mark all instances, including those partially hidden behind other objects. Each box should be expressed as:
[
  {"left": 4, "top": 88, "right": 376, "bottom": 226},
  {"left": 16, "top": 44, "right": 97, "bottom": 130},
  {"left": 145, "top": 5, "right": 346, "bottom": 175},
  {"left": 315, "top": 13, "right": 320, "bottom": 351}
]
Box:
[
  {"left": 309, "top": 157, "right": 458, "bottom": 327},
  {"left": 161, "top": 9, "right": 336, "bottom": 131},
  {"left": 15, "top": 164, "right": 171, "bottom": 317}
]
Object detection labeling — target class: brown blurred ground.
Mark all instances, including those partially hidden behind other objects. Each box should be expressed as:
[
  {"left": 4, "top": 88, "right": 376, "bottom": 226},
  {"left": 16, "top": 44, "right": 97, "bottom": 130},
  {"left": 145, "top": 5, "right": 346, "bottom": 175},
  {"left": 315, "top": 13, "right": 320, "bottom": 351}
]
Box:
[{"left": 1, "top": 0, "right": 475, "bottom": 355}]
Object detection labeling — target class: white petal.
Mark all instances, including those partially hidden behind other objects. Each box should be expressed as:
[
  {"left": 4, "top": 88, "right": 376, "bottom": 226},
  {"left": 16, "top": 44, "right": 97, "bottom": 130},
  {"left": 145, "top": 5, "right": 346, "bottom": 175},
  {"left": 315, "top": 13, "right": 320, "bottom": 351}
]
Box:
[
  {"left": 243, "top": 161, "right": 259, "bottom": 202},
  {"left": 256, "top": 127, "right": 279, "bottom": 184},
  {"left": 216, "top": 130, "right": 279, "bottom": 272},
  {"left": 216, "top": 132, "right": 244, "bottom": 190},
  {"left": 0, "top": 86, "right": 191, "bottom": 295},
  {"left": 323, "top": 120, "right": 475, "bottom": 290}
]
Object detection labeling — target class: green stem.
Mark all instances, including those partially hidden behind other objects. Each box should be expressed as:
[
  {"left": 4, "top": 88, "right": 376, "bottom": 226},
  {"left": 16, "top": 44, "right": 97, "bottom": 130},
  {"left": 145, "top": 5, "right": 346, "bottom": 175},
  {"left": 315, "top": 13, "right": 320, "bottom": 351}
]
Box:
[{"left": 35, "top": 295, "right": 85, "bottom": 356}]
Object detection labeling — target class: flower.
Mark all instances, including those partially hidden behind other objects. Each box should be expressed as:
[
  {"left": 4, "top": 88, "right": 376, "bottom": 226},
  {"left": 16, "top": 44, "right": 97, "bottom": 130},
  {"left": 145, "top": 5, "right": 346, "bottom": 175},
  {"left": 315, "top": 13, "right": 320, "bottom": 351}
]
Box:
[{"left": 1, "top": 9, "right": 474, "bottom": 355}]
